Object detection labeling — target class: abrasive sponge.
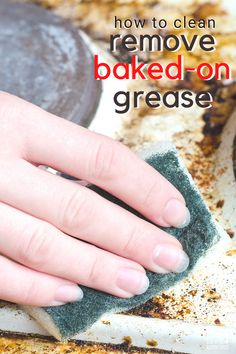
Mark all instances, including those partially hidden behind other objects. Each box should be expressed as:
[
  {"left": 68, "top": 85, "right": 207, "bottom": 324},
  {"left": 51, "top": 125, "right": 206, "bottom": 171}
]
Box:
[{"left": 23, "top": 142, "right": 219, "bottom": 340}]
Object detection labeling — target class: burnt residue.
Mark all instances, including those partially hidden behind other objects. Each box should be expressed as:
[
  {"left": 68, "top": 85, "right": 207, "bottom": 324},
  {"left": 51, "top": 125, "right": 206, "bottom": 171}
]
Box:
[
  {"left": 146, "top": 339, "right": 158, "bottom": 347},
  {"left": 226, "top": 249, "right": 236, "bottom": 256},
  {"left": 214, "top": 318, "right": 223, "bottom": 326},
  {"left": 188, "top": 290, "right": 197, "bottom": 297},
  {"left": 124, "top": 292, "right": 192, "bottom": 321},
  {"left": 124, "top": 284, "right": 224, "bottom": 323},
  {"left": 200, "top": 82, "right": 236, "bottom": 156},
  {"left": 0, "top": 330, "right": 56, "bottom": 342},
  {"left": 0, "top": 331, "right": 180, "bottom": 353},
  {"left": 201, "top": 288, "right": 221, "bottom": 302},
  {"left": 216, "top": 200, "right": 225, "bottom": 209},
  {"left": 123, "top": 336, "right": 132, "bottom": 346},
  {"left": 226, "top": 229, "right": 235, "bottom": 239}
]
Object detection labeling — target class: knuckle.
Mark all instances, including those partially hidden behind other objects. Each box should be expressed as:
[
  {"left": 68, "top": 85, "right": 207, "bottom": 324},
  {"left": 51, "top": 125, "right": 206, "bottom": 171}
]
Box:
[
  {"left": 18, "top": 223, "right": 52, "bottom": 268},
  {"left": 142, "top": 179, "right": 160, "bottom": 209},
  {"left": 121, "top": 225, "right": 141, "bottom": 257},
  {"left": 60, "top": 189, "right": 90, "bottom": 232},
  {"left": 23, "top": 279, "right": 40, "bottom": 305},
  {"left": 89, "top": 139, "right": 123, "bottom": 180},
  {"left": 87, "top": 253, "right": 101, "bottom": 285}
]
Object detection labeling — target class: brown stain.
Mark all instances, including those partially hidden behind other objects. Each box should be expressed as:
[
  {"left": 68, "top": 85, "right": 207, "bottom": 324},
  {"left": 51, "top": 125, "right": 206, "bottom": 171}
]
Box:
[
  {"left": 202, "top": 288, "right": 221, "bottom": 302},
  {"left": 226, "top": 249, "right": 236, "bottom": 256},
  {"left": 101, "top": 320, "right": 111, "bottom": 325},
  {"left": 188, "top": 290, "right": 197, "bottom": 297},
  {"left": 123, "top": 336, "right": 132, "bottom": 346},
  {"left": 216, "top": 200, "right": 225, "bottom": 208},
  {"left": 146, "top": 339, "right": 158, "bottom": 347},
  {"left": 226, "top": 229, "right": 235, "bottom": 239},
  {"left": 214, "top": 318, "right": 224, "bottom": 326}
]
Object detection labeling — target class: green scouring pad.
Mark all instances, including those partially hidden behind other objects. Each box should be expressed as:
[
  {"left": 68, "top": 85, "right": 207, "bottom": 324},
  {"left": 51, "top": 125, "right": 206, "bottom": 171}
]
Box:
[{"left": 23, "top": 142, "right": 219, "bottom": 340}]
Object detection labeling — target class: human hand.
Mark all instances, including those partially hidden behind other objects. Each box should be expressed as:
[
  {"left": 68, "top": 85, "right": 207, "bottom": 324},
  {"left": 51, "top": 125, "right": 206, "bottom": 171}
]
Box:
[{"left": 0, "top": 92, "right": 190, "bottom": 306}]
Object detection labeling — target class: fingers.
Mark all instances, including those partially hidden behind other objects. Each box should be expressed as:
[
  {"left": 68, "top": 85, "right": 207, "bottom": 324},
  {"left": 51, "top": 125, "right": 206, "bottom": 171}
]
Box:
[
  {"left": 0, "top": 202, "right": 150, "bottom": 298},
  {"left": 0, "top": 93, "right": 190, "bottom": 228},
  {"left": 0, "top": 158, "right": 189, "bottom": 275},
  {"left": 0, "top": 255, "right": 82, "bottom": 307}
]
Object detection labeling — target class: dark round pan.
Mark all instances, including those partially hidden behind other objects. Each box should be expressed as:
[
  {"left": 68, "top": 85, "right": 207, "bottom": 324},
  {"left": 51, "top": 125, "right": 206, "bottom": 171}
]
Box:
[{"left": 0, "top": 0, "right": 101, "bottom": 126}]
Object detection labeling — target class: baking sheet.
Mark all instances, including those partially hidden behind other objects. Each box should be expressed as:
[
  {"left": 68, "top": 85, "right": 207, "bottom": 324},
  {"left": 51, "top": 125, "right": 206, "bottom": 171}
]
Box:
[{"left": 0, "top": 76, "right": 236, "bottom": 352}]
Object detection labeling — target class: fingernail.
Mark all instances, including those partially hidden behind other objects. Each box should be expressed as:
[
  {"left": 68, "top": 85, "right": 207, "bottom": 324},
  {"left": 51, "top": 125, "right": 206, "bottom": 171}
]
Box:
[
  {"left": 163, "top": 199, "right": 190, "bottom": 228},
  {"left": 153, "top": 244, "right": 189, "bottom": 273},
  {"left": 116, "top": 268, "right": 149, "bottom": 297},
  {"left": 49, "top": 285, "right": 83, "bottom": 306}
]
